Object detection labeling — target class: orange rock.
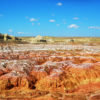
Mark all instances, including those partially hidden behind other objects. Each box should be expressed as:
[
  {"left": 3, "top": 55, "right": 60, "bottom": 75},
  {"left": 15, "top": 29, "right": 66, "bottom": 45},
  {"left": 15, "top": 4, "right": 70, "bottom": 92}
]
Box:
[
  {"left": 0, "top": 70, "right": 4, "bottom": 76},
  {"left": 0, "top": 50, "right": 100, "bottom": 99},
  {"left": 30, "top": 71, "right": 48, "bottom": 80},
  {"left": 90, "top": 94, "right": 100, "bottom": 100}
]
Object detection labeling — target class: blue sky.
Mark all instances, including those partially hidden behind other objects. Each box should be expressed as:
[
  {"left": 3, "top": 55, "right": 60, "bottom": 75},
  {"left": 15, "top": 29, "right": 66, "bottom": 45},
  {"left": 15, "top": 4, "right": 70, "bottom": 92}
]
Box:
[{"left": 0, "top": 0, "right": 100, "bottom": 37}]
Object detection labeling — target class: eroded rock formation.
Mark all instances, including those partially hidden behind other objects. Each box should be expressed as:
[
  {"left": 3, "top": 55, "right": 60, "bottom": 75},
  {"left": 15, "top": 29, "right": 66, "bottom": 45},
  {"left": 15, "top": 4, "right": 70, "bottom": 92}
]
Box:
[{"left": 0, "top": 49, "right": 100, "bottom": 100}]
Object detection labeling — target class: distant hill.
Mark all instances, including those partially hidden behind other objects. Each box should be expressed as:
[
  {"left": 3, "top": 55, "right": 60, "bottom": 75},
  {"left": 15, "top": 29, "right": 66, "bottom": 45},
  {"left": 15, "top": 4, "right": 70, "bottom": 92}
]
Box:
[{"left": 19, "top": 35, "right": 100, "bottom": 45}]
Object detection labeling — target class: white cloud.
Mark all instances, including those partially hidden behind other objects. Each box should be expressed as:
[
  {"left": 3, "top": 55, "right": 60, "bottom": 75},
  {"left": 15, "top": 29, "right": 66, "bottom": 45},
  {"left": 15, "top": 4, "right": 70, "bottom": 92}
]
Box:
[
  {"left": 30, "top": 18, "right": 37, "bottom": 22},
  {"left": 52, "top": 14, "right": 55, "bottom": 16},
  {"left": 73, "top": 17, "right": 79, "bottom": 20},
  {"left": 25, "top": 16, "right": 29, "bottom": 19},
  {"left": 38, "top": 23, "right": 40, "bottom": 25},
  {"left": 8, "top": 29, "right": 13, "bottom": 33},
  {"left": 68, "top": 24, "right": 79, "bottom": 29},
  {"left": 56, "top": 24, "right": 60, "bottom": 27},
  {"left": 63, "top": 22, "right": 67, "bottom": 24},
  {"left": 62, "top": 19, "right": 67, "bottom": 24},
  {"left": 32, "top": 23, "right": 34, "bottom": 26},
  {"left": 17, "top": 32, "right": 24, "bottom": 34},
  {"left": 0, "top": 14, "right": 3, "bottom": 17},
  {"left": 88, "top": 26, "right": 100, "bottom": 30},
  {"left": 49, "top": 19, "right": 55, "bottom": 22},
  {"left": 57, "top": 2, "right": 63, "bottom": 6}
]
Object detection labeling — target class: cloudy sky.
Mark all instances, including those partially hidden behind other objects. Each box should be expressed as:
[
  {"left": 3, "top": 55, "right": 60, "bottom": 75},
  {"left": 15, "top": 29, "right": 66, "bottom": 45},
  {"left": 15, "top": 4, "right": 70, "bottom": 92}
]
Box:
[{"left": 0, "top": 0, "right": 100, "bottom": 37}]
